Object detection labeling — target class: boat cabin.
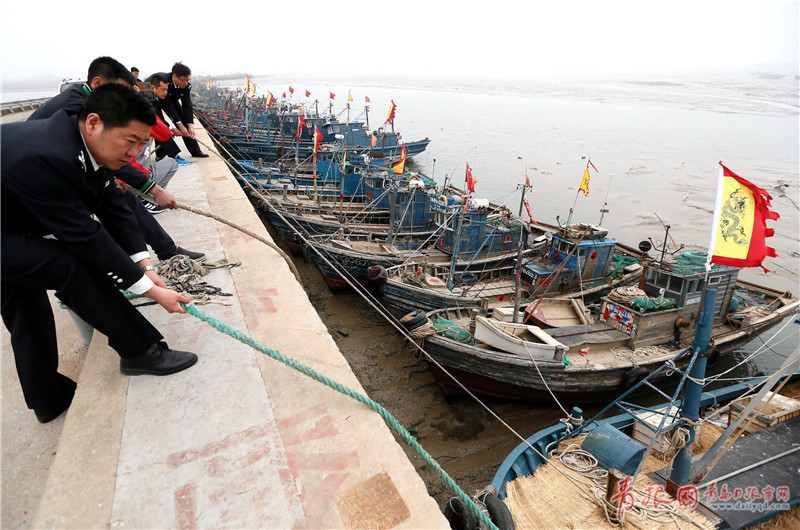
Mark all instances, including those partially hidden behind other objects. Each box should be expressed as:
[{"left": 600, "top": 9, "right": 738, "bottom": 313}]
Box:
[
  {"left": 599, "top": 253, "right": 740, "bottom": 349},
  {"left": 520, "top": 227, "right": 617, "bottom": 295},
  {"left": 430, "top": 196, "right": 521, "bottom": 259}
]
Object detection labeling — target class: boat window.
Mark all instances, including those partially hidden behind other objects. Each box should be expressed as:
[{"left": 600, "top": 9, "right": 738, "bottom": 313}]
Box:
[
  {"left": 687, "top": 279, "right": 698, "bottom": 293},
  {"left": 646, "top": 268, "right": 657, "bottom": 282},
  {"left": 655, "top": 272, "right": 669, "bottom": 288},
  {"left": 670, "top": 275, "right": 684, "bottom": 293},
  {"left": 708, "top": 276, "right": 721, "bottom": 285}
]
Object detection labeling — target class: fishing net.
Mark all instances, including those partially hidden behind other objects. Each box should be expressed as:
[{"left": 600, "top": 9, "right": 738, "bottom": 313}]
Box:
[
  {"left": 432, "top": 318, "right": 474, "bottom": 344},
  {"left": 629, "top": 295, "right": 677, "bottom": 312}
]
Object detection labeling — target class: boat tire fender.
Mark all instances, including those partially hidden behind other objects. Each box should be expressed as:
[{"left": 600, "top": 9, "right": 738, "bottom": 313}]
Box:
[
  {"left": 443, "top": 497, "right": 480, "bottom": 530},
  {"left": 623, "top": 366, "right": 650, "bottom": 389},
  {"left": 477, "top": 491, "right": 516, "bottom": 530},
  {"left": 399, "top": 310, "right": 427, "bottom": 331}
]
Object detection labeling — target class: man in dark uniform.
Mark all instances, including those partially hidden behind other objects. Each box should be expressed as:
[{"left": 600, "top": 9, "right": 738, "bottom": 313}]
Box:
[
  {"left": 147, "top": 73, "right": 186, "bottom": 162},
  {"left": 31, "top": 56, "right": 205, "bottom": 262},
  {"left": 2, "top": 84, "right": 198, "bottom": 423},
  {"left": 151, "top": 62, "right": 208, "bottom": 158}
]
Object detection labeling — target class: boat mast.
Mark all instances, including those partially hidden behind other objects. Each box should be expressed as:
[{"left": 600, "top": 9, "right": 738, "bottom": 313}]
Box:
[
  {"left": 447, "top": 202, "right": 467, "bottom": 291},
  {"left": 665, "top": 286, "right": 716, "bottom": 494},
  {"left": 598, "top": 172, "right": 614, "bottom": 226},
  {"left": 513, "top": 168, "right": 531, "bottom": 323}
]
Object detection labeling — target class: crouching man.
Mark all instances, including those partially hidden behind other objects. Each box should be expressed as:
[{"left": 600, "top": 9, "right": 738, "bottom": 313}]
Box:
[{"left": 1, "top": 84, "right": 198, "bottom": 423}]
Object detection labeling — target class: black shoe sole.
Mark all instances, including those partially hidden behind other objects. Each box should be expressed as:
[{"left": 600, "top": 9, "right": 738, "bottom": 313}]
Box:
[
  {"left": 35, "top": 399, "right": 73, "bottom": 423},
  {"left": 120, "top": 355, "right": 198, "bottom": 376}
]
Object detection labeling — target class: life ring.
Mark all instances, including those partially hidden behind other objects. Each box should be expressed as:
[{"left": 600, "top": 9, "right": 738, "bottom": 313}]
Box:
[
  {"left": 623, "top": 366, "right": 650, "bottom": 389},
  {"left": 407, "top": 173, "right": 422, "bottom": 182},
  {"left": 443, "top": 497, "right": 479, "bottom": 530},
  {"left": 477, "top": 492, "right": 516, "bottom": 530},
  {"left": 399, "top": 310, "right": 427, "bottom": 331}
]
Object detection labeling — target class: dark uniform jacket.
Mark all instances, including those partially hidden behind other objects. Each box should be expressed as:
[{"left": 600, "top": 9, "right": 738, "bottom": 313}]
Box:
[
  {"left": 28, "top": 84, "right": 157, "bottom": 194},
  {"left": 152, "top": 72, "right": 194, "bottom": 126},
  {"left": 1, "top": 110, "right": 148, "bottom": 289}
]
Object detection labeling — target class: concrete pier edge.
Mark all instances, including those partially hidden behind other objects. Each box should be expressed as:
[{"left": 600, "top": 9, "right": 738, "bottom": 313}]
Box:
[{"left": 22, "top": 123, "right": 447, "bottom": 528}]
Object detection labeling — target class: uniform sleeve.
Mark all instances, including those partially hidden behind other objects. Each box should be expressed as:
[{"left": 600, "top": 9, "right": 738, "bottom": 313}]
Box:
[{"left": 6, "top": 154, "right": 149, "bottom": 290}]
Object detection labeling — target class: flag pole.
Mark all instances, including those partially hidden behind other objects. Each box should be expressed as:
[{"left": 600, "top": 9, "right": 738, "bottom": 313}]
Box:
[
  {"left": 705, "top": 161, "right": 725, "bottom": 274},
  {"left": 598, "top": 172, "right": 615, "bottom": 226}
]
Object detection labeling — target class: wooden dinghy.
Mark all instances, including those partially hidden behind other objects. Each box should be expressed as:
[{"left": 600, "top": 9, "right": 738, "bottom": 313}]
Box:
[{"left": 473, "top": 316, "right": 567, "bottom": 361}]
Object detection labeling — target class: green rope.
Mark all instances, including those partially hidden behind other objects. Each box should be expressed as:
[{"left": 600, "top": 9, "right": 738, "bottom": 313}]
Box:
[{"left": 182, "top": 303, "right": 498, "bottom": 529}]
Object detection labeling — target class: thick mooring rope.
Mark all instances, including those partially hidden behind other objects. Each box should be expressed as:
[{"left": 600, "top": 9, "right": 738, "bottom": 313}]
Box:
[{"left": 182, "top": 302, "right": 498, "bottom": 530}]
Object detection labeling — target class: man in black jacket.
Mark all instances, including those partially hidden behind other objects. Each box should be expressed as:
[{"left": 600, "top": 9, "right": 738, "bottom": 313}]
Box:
[
  {"left": 2, "top": 85, "right": 199, "bottom": 424},
  {"left": 151, "top": 62, "right": 208, "bottom": 158},
  {"left": 31, "top": 56, "right": 205, "bottom": 262}
]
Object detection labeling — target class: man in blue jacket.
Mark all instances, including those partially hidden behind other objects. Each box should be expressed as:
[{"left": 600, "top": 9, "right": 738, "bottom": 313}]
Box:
[{"left": 2, "top": 84, "right": 199, "bottom": 423}]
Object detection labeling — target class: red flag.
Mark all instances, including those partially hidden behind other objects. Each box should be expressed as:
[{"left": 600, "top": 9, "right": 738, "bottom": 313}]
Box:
[
  {"left": 266, "top": 91, "right": 274, "bottom": 107},
  {"left": 524, "top": 200, "right": 536, "bottom": 223},
  {"left": 313, "top": 126, "right": 322, "bottom": 157},
  {"left": 465, "top": 163, "right": 476, "bottom": 193},
  {"left": 297, "top": 114, "right": 306, "bottom": 142},
  {"left": 386, "top": 100, "right": 396, "bottom": 123},
  {"left": 525, "top": 173, "right": 531, "bottom": 187},
  {"left": 282, "top": 91, "right": 286, "bottom": 98},
  {"left": 289, "top": 86, "right": 294, "bottom": 95},
  {"left": 709, "top": 163, "right": 779, "bottom": 272},
  {"left": 329, "top": 91, "right": 335, "bottom": 99},
  {"left": 365, "top": 95, "right": 371, "bottom": 103},
  {"left": 305, "top": 89, "right": 311, "bottom": 97}
]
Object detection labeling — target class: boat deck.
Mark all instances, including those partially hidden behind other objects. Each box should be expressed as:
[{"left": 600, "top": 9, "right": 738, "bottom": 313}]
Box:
[{"left": 657, "top": 416, "right": 800, "bottom": 529}]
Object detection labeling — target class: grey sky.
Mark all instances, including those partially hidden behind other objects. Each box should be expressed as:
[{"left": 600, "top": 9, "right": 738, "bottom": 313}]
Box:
[{"left": 2, "top": 0, "right": 797, "bottom": 87}]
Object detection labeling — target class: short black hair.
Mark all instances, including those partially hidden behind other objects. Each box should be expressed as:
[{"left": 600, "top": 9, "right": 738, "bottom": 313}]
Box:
[
  {"left": 78, "top": 84, "right": 156, "bottom": 128},
  {"left": 172, "top": 62, "right": 191, "bottom": 77},
  {"left": 149, "top": 73, "right": 168, "bottom": 86},
  {"left": 130, "top": 67, "right": 139, "bottom": 73},
  {"left": 87, "top": 56, "right": 131, "bottom": 86}
]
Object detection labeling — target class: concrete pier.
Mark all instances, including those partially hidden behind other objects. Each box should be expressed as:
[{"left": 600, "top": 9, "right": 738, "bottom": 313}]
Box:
[{"left": 1, "top": 113, "right": 447, "bottom": 528}]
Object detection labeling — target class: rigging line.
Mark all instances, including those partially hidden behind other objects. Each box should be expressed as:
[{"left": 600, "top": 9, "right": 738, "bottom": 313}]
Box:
[
  {"left": 703, "top": 317, "right": 797, "bottom": 382},
  {"left": 697, "top": 355, "right": 800, "bottom": 481},
  {"left": 201, "top": 136, "right": 549, "bottom": 454}
]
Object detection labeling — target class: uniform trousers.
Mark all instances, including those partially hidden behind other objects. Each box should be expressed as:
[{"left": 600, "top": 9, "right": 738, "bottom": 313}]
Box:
[{"left": 1, "top": 233, "right": 163, "bottom": 409}]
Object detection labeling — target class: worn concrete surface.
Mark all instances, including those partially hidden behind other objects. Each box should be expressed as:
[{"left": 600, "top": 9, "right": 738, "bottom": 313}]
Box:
[{"left": 1, "top": 113, "right": 447, "bottom": 528}]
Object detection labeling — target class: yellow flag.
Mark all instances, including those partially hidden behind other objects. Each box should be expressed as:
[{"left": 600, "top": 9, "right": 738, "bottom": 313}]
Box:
[
  {"left": 347, "top": 90, "right": 353, "bottom": 102},
  {"left": 578, "top": 167, "right": 590, "bottom": 196}
]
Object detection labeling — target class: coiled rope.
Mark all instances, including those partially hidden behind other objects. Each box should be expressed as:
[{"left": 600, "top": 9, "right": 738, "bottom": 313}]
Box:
[{"left": 181, "top": 302, "right": 498, "bottom": 530}]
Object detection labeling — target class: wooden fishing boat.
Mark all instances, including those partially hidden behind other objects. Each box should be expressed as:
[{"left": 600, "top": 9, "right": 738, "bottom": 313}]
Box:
[
  {"left": 401, "top": 251, "right": 800, "bottom": 403},
  {"left": 382, "top": 222, "right": 642, "bottom": 315},
  {"left": 303, "top": 194, "right": 545, "bottom": 291}
]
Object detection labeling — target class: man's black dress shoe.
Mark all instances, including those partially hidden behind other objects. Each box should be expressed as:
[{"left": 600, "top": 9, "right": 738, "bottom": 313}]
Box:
[
  {"left": 35, "top": 394, "right": 74, "bottom": 423},
  {"left": 191, "top": 151, "right": 209, "bottom": 158},
  {"left": 120, "top": 342, "right": 198, "bottom": 376}
]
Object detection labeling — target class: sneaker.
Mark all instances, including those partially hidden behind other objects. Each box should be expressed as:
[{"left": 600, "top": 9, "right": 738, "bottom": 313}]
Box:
[
  {"left": 120, "top": 341, "right": 198, "bottom": 376},
  {"left": 191, "top": 151, "right": 210, "bottom": 158},
  {"left": 174, "top": 246, "right": 207, "bottom": 262},
  {"left": 141, "top": 199, "right": 166, "bottom": 214},
  {"left": 174, "top": 156, "right": 192, "bottom": 165}
]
